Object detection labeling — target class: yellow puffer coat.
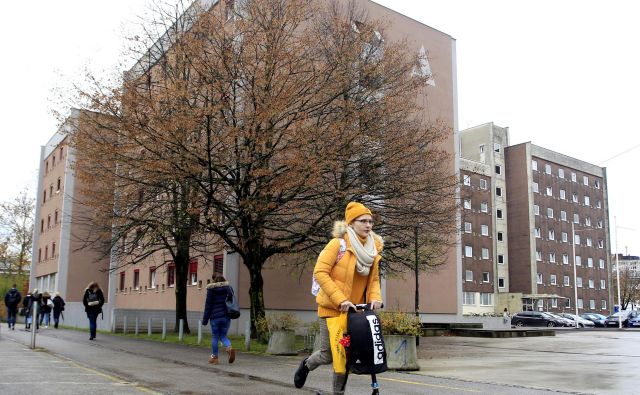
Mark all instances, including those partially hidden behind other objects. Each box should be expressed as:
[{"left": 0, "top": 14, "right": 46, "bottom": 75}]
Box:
[{"left": 314, "top": 221, "right": 383, "bottom": 318}]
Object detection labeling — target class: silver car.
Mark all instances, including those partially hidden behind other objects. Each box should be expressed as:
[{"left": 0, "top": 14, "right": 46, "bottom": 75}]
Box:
[{"left": 559, "top": 313, "right": 595, "bottom": 328}]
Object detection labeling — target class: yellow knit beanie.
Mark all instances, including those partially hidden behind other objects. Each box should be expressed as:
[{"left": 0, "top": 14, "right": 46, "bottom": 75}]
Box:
[{"left": 345, "top": 202, "right": 372, "bottom": 224}]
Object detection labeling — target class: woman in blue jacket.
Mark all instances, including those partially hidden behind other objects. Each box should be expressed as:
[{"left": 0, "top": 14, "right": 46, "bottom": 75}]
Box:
[{"left": 202, "top": 274, "right": 236, "bottom": 364}]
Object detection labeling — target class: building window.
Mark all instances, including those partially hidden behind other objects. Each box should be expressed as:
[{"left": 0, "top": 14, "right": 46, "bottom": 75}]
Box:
[
  {"left": 599, "top": 259, "right": 605, "bottom": 269},
  {"left": 565, "top": 298, "right": 571, "bottom": 308},
  {"left": 550, "top": 274, "right": 557, "bottom": 285},
  {"left": 133, "top": 269, "right": 140, "bottom": 290},
  {"left": 482, "top": 272, "right": 490, "bottom": 283},
  {"left": 464, "top": 199, "right": 471, "bottom": 210},
  {"left": 586, "top": 237, "right": 592, "bottom": 247},
  {"left": 494, "top": 143, "right": 501, "bottom": 152},
  {"left": 571, "top": 172, "right": 577, "bottom": 182},
  {"left": 498, "top": 277, "right": 505, "bottom": 288},
  {"left": 465, "top": 270, "right": 473, "bottom": 282},
  {"left": 481, "top": 224, "right": 489, "bottom": 236},
  {"left": 549, "top": 252, "right": 556, "bottom": 263},
  {"left": 534, "top": 205, "right": 540, "bottom": 216},
  {"left": 596, "top": 200, "right": 602, "bottom": 209},
  {"left": 464, "top": 222, "right": 472, "bottom": 233},
  {"left": 189, "top": 259, "right": 198, "bottom": 285},
  {"left": 119, "top": 272, "right": 125, "bottom": 291},
  {"left": 577, "top": 299, "right": 584, "bottom": 309},
  {"left": 498, "top": 254, "right": 504, "bottom": 264},
  {"left": 45, "top": 246, "right": 48, "bottom": 260},
  {"left": 560, "top": 189, "right": 566, "bottom": 200},
  {"left": 167, "top": 263, "right": 175, "bottom": 287},
  {"left": 595, "top": 179, "right": 600, "bottom": 189},
  {"left": 496, "top": 187, "right": 502, "bottom": 197},
  {"left": 585, "top": 217, "right": 591, "bottom": 226},
  {"left": 547, "top": 208, "right": 553, "bottom": 218},
  {"left": 482, "top": 248, "right": 489, "bottom": 260},
  {"left": 479, "top": 144, "right": 485, "bottom": 153},
  {"left": 576, "top": 255, "right": 582, "bottom": 266},
  {"left": 40, "top": 219, "right": 44, "bottom": 233},
  {"left": 558, "top": 168, "right": 564, "bottom": 178},
  {"left": 564, "top": 275, "right": 570, "bottom": 286},
  {"left": 149, "top": 267, "right": 157, "bottom": 289},
  {"left": 45, "top": 161, "right": 49, "bottom": 174},
  {"left": 464, "top": 245, "right": 473, "bottom": 258},
  {"left": 597, "top": 219, "right": 603, "bottom": 229},
  {"left": 495, "top": 165, "right": 501, "bottom": 175},
  {"left": 534, "top": 227, "right": 541, "bottom": 238},
  {"left": 480, "top": 202, "right": 488, "bottom": 213},
  {"left": 587, "top": 257, "right": 593, "bottom": 267},
  {"left": 479, "top": 178, "right": 487, "bottom": 189},
  {"left": 38, "top": 248, "right": 42, "bottom": 263},
  {"left": 573, "top": 213, "right": 580, "bottom": 224},
  {"left": 480, "top": 293, "right": 493, "bottom": 306},
  {"left": 583, "top": 176, "right": 589, "bottom": 186},
  {"left": 43, "top": 190, "right": 46, "bottom": 204},
  {"left": 47, "top": 215, "right": 51, "bottom": 229},
  {"left": 584, "top": 196, "right": 590, "bottom": 206},
  {"left": 561, "top": 232, "right": 568, "bottom": 242},
  {"left": 532, "top": 160, "right": 538, "bottom": 171},
  {"left": 598, "top": 239, "right": 604, "bottom": 248},
  {"left": 463, "top": 292, "right": 475, "bottom": 305},
  {"left": 562, "top": 254, "right": 569, "bottom": 264},
  {"left": 533, "top": 182, "right": 539, "bottom": 193},
  {"left": 463, "top": 174, "right": 471, "bottom": 186},
  {"left": 536, "top": 273, "right": 543, "bottom": 284},
  {"left": 545, "top": 164, "right": 551, "bottom": 174},
  {"left": 588, "top": 279, "right": 594, "bottom": 289},
  {"left": 576, "top": 277, "right": 582, "bottom": 288},
  {"left": 546, "top": 186, "right": 553, "bottom": 196},
  {"left": 497, "top": 232, "right": 503, "bottom": 241},
  {"left": 551, "top": 298, "right": 558, "bottom": 308},
  {"left": 601, "top": 299, "right": 607, "bottom": 309},
  {"left": 536, "top": 250, "right": 542, "bottom": 261},
  {"left": 496, "top": 209, "right": 503, "bottom": 219},
  {"left": 51, "top": 242, "right": 56, "bottom": 257},
  {"left": 49, "top": 185, "right": 53, "bottom": 197},
  {"left": 214, "top": 254, "right": 224, "bottom": 274},
  {"left": 60, "top": 147, "right": 64, "bottom": 158},
  {"left": 572, "top": 193, "right": 578, "bottom": 203},
  {"left": 52, "top": 155, "right": 56, "bottom": 167}
]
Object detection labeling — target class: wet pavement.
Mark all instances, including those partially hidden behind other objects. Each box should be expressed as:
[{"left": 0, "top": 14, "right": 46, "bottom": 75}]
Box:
[{"left": 1, "top": 324, "right": 639, "bottom": 394}]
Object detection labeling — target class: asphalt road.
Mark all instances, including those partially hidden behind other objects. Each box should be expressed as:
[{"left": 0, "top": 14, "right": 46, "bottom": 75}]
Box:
[{"left": 1, "top": 325, "right": 639, "bottom": 394}]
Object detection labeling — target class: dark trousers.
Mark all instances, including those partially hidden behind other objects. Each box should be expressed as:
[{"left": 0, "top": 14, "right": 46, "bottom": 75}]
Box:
[
  {"left": 87, "top": 311, "right": 99, "bottom": 338},
  {"left": 53, "top": 310, "right": 62, "bottom": 328},
  {"left": 7, "top": 308, "right": 17, "bottom": 327}
]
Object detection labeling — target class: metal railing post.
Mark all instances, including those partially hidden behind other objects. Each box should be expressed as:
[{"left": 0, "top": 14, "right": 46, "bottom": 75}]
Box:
[
  {"left": 148, "top": 317, "right": 152, "bottom": 336},
  {"left": 178, "top": 319, "right": 184, "bottom": 342},
  {"left": 244, "top": 320, "right": 251, "bottom": 351},
  {"left": 135, "top": 316, "right": 139, "bottom": 336},
  {"left": 30, "top": 302, "right": 39, "bottom": 349},
  {"left": 123, "top": 316, "right": 127, "bottom": 334},
  {"left": 162, "top": 318, "right": 167, "bottom": 340},
  {"left": 197, "top": 320, "right": 202, "bottom": 344}
]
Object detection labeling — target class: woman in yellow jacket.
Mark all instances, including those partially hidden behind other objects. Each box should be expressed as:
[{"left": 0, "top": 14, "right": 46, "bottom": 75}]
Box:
[{"left": 294, "top": 202, "right": 383, "bottom": 395}]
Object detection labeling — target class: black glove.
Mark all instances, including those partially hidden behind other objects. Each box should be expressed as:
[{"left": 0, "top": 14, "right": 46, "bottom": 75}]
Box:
[{"left": 202, "top": 319, "right": 208, "bottom": 326}]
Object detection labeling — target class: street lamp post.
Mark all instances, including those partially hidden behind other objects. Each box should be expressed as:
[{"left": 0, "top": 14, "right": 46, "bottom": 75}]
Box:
[
  {"left": 414, "top": 225, "right": 420, "bottom": 346},
  {"left": 614, "top": 216, "right": 622, "bottom": 329},
  {"left": 571, "top": 222, "right": 579, "bottom": 329}
]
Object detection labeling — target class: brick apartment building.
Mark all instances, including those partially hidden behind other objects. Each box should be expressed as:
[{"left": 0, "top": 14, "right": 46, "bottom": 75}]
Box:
[
  {"left": 460, "top": 123, "right": 612, "bottom": 315},
  {"left": 31, "top": 0, "right": 460, "bottom": 332}
]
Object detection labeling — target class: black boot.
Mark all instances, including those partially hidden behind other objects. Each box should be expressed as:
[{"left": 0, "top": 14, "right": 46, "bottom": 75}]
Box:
[
  {"left": 294, "top": 358, "right": 310, "bottom": 388},
  {"left": 332, "top": 372, "right": 349, "bottom": 395}
]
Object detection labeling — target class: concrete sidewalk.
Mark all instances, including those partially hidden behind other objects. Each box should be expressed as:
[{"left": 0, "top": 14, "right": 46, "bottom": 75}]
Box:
[{"left": 5, "top": 323, "right": 635, "bottom": 394}]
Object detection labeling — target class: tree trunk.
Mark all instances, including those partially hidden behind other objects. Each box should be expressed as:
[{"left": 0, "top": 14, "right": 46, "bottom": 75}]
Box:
[
  {"left": 248, "top": 263, "right": 266, "bottom": 339},
  {"left": 174, "top": 246, "right": 191, "bottom": 334}
]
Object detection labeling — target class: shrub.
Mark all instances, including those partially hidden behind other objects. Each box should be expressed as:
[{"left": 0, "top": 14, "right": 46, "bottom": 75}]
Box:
[
  {"left": 378, "top": 310, "right": 421, "bottom": 336},
  {"left": 256, "top": 312, "right": 301, "bottom": 334}
]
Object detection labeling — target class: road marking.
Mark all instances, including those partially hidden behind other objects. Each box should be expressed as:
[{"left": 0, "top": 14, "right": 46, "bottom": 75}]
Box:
[{"left": 379, "top": 377, "right": 483, "bottom": 393}]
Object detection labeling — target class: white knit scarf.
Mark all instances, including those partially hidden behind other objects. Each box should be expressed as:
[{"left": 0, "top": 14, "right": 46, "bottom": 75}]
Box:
[{"left": 346, "top": 227, "right": 377, "bottom": 276}]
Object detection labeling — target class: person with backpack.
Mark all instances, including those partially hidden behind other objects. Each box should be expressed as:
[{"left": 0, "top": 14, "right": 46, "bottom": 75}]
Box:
[
  {"left": 294, "top": 202, "right": 383, "bottom": 395},
  {"left": 25, "top": 289, "right": 42, "bottom": 331},
  {"left": 4, "top": 284, "right": 22, "bottom": 330},
  {"left": 82, "top": 282, "right": 105, "bottom": 340},
  {"left": 201, "top": 274, "right": 236, "bottom": 365},
  {"left": 52, "top": 292, "right": 66, "bottom": 329}
]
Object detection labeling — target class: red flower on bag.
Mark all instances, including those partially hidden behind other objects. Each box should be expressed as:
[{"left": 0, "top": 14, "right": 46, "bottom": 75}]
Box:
[{"left": 339, "top": 335, "right": 351, "bottom": 348}]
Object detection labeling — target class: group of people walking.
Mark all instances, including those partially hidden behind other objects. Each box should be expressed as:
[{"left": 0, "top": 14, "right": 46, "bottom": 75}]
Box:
[{"left": 4, "top": 285, "right": 67, "bottom": 330}]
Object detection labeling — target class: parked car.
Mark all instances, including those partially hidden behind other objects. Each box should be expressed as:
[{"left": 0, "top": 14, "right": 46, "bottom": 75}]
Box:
[
  {"left": 628, "top": 314, "right": 640, "bottom": 328},
  {"left": 559, "top": 313, "right": 595, "bottom": 328},
  {"left": 604, "top": 310, "right": 640, "bottom": 327},
  {"left": 511, "top": 311, "right": 566, "bottom": 327},
  {"left": 543, "top": 312, "right": 575, "bottom": 327},
  {"left": 580, "top": 313, "right": 607, "bottom": 327}
]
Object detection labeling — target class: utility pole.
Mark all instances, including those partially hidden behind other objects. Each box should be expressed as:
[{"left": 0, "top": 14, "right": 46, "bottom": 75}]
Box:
[
  {"left": 571, "top": 222, "right": 579, "bottom": 328},
  {"left": 414, "top": 225, "right": 420, "bottom": 346}
]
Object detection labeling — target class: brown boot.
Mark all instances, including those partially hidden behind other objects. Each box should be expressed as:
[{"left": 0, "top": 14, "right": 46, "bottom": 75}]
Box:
[
  {"left": 226, "top": 347, "right": 236, "bottom": 364},
  {"left": 208, "top": 355, "right": 219, "bottom": 364}
]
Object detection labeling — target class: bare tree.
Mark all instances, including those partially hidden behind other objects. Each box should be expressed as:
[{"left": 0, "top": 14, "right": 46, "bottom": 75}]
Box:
[
  {"left": 0, "top": 189, "right": 35, "bottom": 277},
  {"left": 66, "top": 0, "right": 457, "bottom": 337},
  {"left": 614, "top": 267, "right": 640, "bottom": 310}
]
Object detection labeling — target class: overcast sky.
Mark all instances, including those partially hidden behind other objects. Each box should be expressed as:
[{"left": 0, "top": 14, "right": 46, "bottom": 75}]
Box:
[{"left": 1, "top": 0, "right": 638, "bottom": 253}]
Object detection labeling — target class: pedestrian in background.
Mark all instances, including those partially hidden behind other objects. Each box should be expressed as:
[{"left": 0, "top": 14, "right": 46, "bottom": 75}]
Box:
[
  {"left": 294, "top": 202, "right": 383, "bottom": 395},
  {"left": 4, "top": 284, "right": 22, "bottom": 330},
  {"left": 25, "top": 289, "right": 42, "bottom": 331},
  {"left": 52, "top": 292, "right": 66, "bottom": 329},
  {"left": 40, "top": 292, "right": 53, "bottom": 328},
  {"left": 201, "top": 274, "right": 236, "bottom": 365},
  {"left": 503, "top": 307, "right": 510, "bottom": 325},
  {"left": 82, "top": 282, "right": 104, "bottom": 340}
]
